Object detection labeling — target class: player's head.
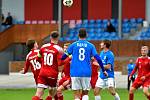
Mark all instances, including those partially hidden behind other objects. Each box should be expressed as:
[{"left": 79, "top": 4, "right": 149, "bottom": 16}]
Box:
[
  {"left": 64, "top": 43, "right": 70, "bottom": 52},
  {"left": 129, "top": 59, "right": 134, "bottom": 64},
  {"left": 78, "top": 28, "right": 87, "bottom": 39},
  {"left": 141, "top": 46, "right": 149, "bottom": 57},
  {"left": 100, "top": 39, "right": 111, "bottom": 49},
  {"left": 26, "top": 39, "right": 38, "bottom": 51},
  {"left": 50, "top": 31, "right": 59, "bottom": 44}
]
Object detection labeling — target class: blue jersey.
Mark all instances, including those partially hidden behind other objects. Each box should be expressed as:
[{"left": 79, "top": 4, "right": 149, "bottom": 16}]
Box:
[
  {"left": 99, "top": 50, "right": 114, "bottom": 79},
  {"left": 127, "top": 63, "right": 135, "bottom": 76},
  {"left": 67, "top": 40, "right": 97, "bottom": 77}
]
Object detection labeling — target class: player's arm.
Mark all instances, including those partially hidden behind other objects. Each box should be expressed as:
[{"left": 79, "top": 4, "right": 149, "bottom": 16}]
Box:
[
  {"left": 104, "top": 64, "right": 111, "bottom": 70},
  {"left": 94, "top": 54, "right": 105, "bottom": 72},
  {"left": 61, "top": 44, "right": 73, "bottom": 60},
  {"left": 20, "top": 59, "right": 30, "bottom": 74},
  {"left": 129, "top": 64, "right": 138, "bottom": 78}
]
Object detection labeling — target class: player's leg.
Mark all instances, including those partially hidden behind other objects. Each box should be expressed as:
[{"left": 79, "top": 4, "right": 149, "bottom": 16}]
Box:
[
  {"left": 128, "top": 76, "right": 131, "bottom": 91},
  {"left": 143, "top": 87, "right": 150, "bottom": 100},
  {"left": 129, "top": 87, "right": 136, "bottom": 100},
  {"left": 45, "top": 78, "right": 57, "bottom": 100},
  {"left": 94, "top": 77, "right": 105, "bottom": 100},
  {"left": 107, "top": 78, "right": 120, "bottom": 100},
  {"left": 32, "top": 88, "right": 44, "bottom": 100},
  {"left": 81, "top": 77, "right": 91, "bottom": 100},
  {"left": 57, "top": 79, "right": 70, "bottom": 100},
  {"left": 129, "top": 78, "right": 142, "bottom": 100},
  {"left": 71, "top": 77, "right": 82, "bottom": 100}
]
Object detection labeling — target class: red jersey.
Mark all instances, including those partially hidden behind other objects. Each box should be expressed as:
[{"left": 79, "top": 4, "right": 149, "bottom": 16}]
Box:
[
  {"left": 24, "top": 49, "right": 41, "bottom": 83},
  {"left": 130, "top": 57, "right": 150, "bottom": 78},
  {"left": 39, "top": 43, "right": 63, "bottom": 79},
  {"left": 62, "top": 57, "right": 71, "bottom": 78}
]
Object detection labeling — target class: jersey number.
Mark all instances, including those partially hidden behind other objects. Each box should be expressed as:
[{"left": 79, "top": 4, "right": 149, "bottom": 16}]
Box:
[
  {"left": 44, "top": 53, "right": 53, "bottom": 66},
  {"left": 79, "top": 48, "right": 85, "bottom": 61},
  {"left": 30, "top": 59, "right": 41, "bottom": 70}
]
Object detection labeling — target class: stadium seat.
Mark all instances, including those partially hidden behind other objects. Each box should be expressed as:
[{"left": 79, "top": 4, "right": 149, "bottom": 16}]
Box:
[
  {"left": 96, "top": 19, "right": 102, "bottom": 24},
  {"left": 89, "top": 19, "right": 95, "bottom": 24},
  {"left": 31, "top": 20, "right": 37, "bottom": 24},
  {"left": 38, "top": 20, "right": 44, "bottom": 24},
  {"left": 82, "top": 19, "right": 88, "bottom": 24},
  {"left": 130, "top": 18, "right": 136, "bottom": 23},
  {"left": 25, "top": 20, "right": 31, "bottom": 24},
  {"left": 102, "top": 19, "right": 108, "bottom": 24},
  {"left": 44, "top": 20, "right": 50, "bottom": 24},
  {"left": 137, "top": 18, "right": 143, "bottom": 24}
]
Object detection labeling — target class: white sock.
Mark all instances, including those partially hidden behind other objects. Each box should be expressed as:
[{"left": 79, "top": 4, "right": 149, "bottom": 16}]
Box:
[
  {"left": 75, "top": 99, "right": 80, "bottom": 100},
  {"left": 95, "top": 96, "right": 101, "bottom": 100},
  {"left": 82, "top": 95, "right": 89, "bottom": 100},
  {"left": 114, "top": 93, "right": 120, "bottom": 100}
]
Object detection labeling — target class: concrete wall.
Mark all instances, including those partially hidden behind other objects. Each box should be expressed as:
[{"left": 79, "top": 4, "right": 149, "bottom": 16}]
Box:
[{"left": 2, "top": 0, "right": 24, "bottom": 21}]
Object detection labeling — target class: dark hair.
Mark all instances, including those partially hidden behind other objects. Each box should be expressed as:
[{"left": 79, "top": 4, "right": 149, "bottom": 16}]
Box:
[
  {"left": 26, "top": 39, "right": 36, "bottom": 51},
  {"left": 51, "top": 31, "right": 59, "bottom": 39},
  {"left": 102, "top": 39, "right": 111, "bottom": 48},
  {"left": 78, "top": 28, "right": 87, "bottom": 38}
]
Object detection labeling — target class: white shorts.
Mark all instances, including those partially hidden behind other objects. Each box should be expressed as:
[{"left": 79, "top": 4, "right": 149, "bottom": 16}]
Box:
[
  {"left": 95, "top": 77, "right": 115, "bottom": 88},
  {"left": 71, "top": 77, "right": 91, "bottom": 90}
]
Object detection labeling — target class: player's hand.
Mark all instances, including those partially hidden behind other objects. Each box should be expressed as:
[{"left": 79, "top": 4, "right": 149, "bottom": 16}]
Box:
[
  {"left": 93, "top": 61, "right": 99, "bottom": 66},
  {"left": 140, "top": 76, "right": 146, "bottom": 81},
  {"left": 19, "top": 68, "right": 24, "bottom": 74},
  {"left": 103, "top": 71, "right": 108, "bottom": 77},
  {"left": 129, "top": 76, "right": 132, "bottom": 81}
]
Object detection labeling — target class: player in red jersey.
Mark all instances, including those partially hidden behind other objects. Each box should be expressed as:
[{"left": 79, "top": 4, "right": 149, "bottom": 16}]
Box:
[
  {"left": 20, "top": 39, "right": 41, "bottom": 85},
  {"left": 55, "top": 43, "right": 71, "bottom": 100},
  {"left": 91, "top": 58, "right": 99, "bottom": 89},
  {"left": 129, "top": 46, "right": 150, "bottom": 100},
  {"left": 32, "top": 31, "right": 63, "bottom": 100}
]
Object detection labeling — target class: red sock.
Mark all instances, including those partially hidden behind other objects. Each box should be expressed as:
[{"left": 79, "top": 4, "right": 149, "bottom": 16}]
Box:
[
  {"left": 147, "top": 95, "right": 150, "bottom": 100},
  {"left": 54, "top": 94, "right": 58, "bottom": 100},
  {"left": 80, "top": 94, "right": 83, "bottom": 100},
  {"left": 40, "top": 99, "right": 43, "bottom": 100},
  {"left": 129, "top": 93, "right": 134, "bottom": 100},
  {"left": 46, "top": 96, "right": 52, "bottom": 100},
  {"left": 58, "top": 95, "right": 64, "bottom": 100},
  {"left": 32, "top": 96, "right": 40, "bottom": 100}
]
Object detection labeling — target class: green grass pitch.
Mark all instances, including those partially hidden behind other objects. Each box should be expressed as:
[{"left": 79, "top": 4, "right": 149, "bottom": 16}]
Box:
[{"left": 0, "top": 88, "right": 147, "bottom": 100}]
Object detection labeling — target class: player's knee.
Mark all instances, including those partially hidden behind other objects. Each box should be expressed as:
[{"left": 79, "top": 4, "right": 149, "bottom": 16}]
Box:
[
  {"left": 129, "top": 87, "right": 135, "bottom": 94},
  {"left": 82, "top": 90, "right": 89, "bottom": 95},
  {"left": 94, "top": 87, "right": 100, "bottom": 95},
  {"left": 143, "top": 89, "right": 149, "bottom": 96}
]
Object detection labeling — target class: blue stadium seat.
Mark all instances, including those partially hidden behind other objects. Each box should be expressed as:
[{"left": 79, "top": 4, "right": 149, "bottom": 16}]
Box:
[
  {"left": 95, "top": 23, "right": 102, "bottom": 28},
  {"left": 122, "top": 27, "right": 130, "bottom": 33},
  {"left": 103, "top": 19, "right": 108, "bottom": 24},
  {"left": 88, "top": 24, "right": 95, "bottom": 28},
  {"left": 82, "top": 20, "right": 88, "bottom": 24},
  {"left": 123, "top": 18, "right": 128, "bottom": 23},
  {"left": 89, "top": 19, "right": 95, "bottom": 24},
  {"left": 130, "top": 18, "right": 136, "bottom": 23},
  {"left": 96, "top": 19, "right": 102, "bottom": 24},
  {"left": 137, "top": 18, "right": 143, "bottom": 24}
]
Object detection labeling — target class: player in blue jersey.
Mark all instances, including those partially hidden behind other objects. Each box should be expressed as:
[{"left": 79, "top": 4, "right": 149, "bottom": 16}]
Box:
[
  {"left": 61, "top": 28, "right": 107, "bottom": 100},
  {"left": 94, "top": 40, "right": 120, "bottom": 100},
  {"left": 127, "top": 59, "right": 135, "bottom": 91}
]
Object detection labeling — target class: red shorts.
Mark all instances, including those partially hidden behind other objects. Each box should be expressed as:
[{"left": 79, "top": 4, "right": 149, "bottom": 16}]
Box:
[
  {"left": 58, "top": 77, "right": 71, "bottom": 89},
  {"left": 37, "top": 75, "right": 57, "bottom": 88},
  {"left": 132, "top": 77, "right": 150, "bottom": 89},
  {"left": 90, "top": 76, "right": 98, "bottom": 89}
]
